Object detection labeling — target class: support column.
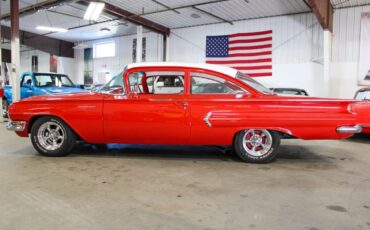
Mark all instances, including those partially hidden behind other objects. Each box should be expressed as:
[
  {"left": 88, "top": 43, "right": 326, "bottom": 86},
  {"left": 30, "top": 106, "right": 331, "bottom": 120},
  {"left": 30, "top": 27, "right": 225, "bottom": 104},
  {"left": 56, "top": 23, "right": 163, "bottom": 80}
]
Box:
[
  {"left": 136, "top": 25, "right": 143, "bottom": 63},
  {"left": 11, "top": 0, "right": 21, "bottom": 102},
  {"left": 323, "top": 30, "right": 332, "bottom": 97},
  {"left": 163, "top": 35, "right": 169, "bottom": 62}
]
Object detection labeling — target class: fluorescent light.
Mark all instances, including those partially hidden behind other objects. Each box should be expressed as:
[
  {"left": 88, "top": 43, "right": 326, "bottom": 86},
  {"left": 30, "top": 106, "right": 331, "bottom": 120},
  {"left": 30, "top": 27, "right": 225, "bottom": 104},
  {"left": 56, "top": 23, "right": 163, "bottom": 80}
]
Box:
[
  {"left": 36, "top": 26, "right": 68, "bottom": 33},
  {"left": 84, "top": 2, "right": 105, "bottom": 21}
]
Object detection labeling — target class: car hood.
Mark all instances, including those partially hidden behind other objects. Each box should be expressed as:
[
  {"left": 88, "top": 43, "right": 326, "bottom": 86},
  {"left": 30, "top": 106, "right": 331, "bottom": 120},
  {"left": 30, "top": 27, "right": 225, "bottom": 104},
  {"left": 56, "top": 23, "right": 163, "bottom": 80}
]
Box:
[
  {"left": 41, "top": 86, "right": 85, "bottom": 94},
  {"left": 21, "top": 92, "right": 104, "bottom": 102}
]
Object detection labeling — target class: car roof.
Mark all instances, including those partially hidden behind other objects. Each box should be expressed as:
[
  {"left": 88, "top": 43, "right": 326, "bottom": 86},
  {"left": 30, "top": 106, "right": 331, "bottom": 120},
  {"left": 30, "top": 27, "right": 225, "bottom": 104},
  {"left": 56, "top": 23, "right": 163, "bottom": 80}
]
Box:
[
  {"left": 271, "top": 88, "right": 306, "bottom": 91},
  {"left": 126, "top": 62, "right": 238, "bottom": 77}
]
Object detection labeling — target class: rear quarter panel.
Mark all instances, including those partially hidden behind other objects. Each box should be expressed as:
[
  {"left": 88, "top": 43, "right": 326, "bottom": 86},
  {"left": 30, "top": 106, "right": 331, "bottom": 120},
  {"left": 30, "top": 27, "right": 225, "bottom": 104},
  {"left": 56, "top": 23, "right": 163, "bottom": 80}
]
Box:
[{"left": 189, "top": 96, "right": 359, "bottom": 145}]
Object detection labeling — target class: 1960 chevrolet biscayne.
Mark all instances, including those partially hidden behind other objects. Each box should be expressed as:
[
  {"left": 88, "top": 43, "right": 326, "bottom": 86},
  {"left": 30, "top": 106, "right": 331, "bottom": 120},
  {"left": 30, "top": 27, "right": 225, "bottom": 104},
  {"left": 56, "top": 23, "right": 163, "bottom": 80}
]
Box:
[{"left": 6, "top": 63, "right": 370, "bottom": 163}]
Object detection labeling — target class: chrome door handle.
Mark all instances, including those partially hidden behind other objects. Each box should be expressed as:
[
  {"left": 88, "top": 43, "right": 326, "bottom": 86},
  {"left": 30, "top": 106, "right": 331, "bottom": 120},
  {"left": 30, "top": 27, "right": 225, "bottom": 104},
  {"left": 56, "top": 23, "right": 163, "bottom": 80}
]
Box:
[{"left": 174, "top": 101, "right": 188, "bottom": 108}]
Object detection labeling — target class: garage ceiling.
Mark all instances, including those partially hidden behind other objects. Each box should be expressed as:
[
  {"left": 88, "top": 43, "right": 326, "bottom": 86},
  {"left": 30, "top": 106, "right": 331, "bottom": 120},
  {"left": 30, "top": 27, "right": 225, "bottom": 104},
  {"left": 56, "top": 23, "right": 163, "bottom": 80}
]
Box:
[
  {"left": 0, "top": 0, "right": 369, "bottom": 42},
  {"left": 331, "top": 0, "right": 370, "bottom": 8}
]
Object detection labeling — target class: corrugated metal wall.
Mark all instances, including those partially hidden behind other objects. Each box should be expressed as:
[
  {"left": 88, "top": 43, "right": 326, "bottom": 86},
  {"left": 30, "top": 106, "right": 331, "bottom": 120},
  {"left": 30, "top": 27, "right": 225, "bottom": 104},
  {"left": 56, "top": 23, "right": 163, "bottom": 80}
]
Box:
[
  {"left": 169, "top": 12, "right": 323, "bottom": 64},
  {"left": 332, "top": 4, "right": 370, "bottom": 62}
]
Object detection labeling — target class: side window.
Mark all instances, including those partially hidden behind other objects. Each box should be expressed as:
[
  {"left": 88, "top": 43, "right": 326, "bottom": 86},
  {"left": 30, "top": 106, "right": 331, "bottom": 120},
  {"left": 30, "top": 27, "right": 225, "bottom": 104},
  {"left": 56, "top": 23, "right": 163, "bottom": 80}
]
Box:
[
  {"left": 128, "top": 71, "right": 185, "bottom": 95},
  {"left": 21, "top": 75, "right": 32, "bottom": 87},
  {"left": 191, "top": 72, "right": 248, "bottom": 94}
]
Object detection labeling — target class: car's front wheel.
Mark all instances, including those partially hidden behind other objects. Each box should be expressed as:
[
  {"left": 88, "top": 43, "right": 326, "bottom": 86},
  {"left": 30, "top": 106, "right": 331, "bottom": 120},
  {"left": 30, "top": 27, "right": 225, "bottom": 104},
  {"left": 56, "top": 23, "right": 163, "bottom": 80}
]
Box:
[
  {"left": 2, "top": 98, "right": 8, "bottom": 118},
  {"left": 234, "top": 129, "right": 281, "bottom": 163},
  {"left": 31, "top": 116, "right": 76, "bottom": 157}
]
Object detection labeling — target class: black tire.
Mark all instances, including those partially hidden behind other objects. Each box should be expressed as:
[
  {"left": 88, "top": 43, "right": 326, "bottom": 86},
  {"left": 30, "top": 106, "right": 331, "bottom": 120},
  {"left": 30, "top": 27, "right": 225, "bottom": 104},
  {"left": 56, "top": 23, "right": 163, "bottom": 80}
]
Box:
[
  {"left": 234, "top": 129, "right": 281, "bottom": 163},
  {"left": 30, "top": 116, "right": 76, "bottom": 157},
  {"left": 2, "top": 98, "right": 8, "bottom": 118}
]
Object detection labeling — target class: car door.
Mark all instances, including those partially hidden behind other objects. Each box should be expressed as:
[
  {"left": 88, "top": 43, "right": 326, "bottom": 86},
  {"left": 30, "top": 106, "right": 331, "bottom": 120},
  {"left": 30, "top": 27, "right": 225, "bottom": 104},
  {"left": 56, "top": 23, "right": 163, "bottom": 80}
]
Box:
[
  {"left": 103, "top": 69, "right": 191, "bottom": 144},
  {"left": 20, "top": 73, "right": 33, "bottom": 99},
  {"left": 186, "top": 71, "right": 252, "bottom": 145}
]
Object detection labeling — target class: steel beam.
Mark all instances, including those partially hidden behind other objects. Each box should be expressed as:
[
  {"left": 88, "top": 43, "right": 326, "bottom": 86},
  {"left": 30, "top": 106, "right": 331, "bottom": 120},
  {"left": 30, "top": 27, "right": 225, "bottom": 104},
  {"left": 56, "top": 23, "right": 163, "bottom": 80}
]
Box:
[
  {"left": 306, "top": 0, "right": 333, "bottom": 32},
  {"left": 1, "top": 26, "right": 74, "bottom": 58},
  {"left": 77, "top": 1, "right": 170, "bottom": 36},
  {"left": 1, "top": 0, "right": 72, "bottom": 20},
  {"left": 10, "top": 0, "right": 21, "bottom": 102},
  {"left": 192, "top": 6, "right": 233, "bottom": 25}
]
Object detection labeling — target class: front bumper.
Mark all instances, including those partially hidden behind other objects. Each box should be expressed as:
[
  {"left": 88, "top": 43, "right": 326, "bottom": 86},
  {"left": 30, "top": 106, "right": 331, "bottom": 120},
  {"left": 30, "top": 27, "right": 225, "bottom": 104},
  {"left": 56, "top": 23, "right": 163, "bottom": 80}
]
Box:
[
  {"left": 336, "top": 125, "right": 363, "bottom": 134},
  {"left": 6, "top": 120, "right": 27, "bottom": 132}
]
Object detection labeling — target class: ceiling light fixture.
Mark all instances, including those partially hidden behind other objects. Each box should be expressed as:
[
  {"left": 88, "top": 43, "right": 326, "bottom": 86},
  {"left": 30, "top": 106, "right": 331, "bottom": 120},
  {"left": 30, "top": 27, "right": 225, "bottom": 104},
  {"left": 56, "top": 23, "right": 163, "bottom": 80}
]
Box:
[
  {"left": 100, "top": 27, "right": 111, "bottom": 33},
  {"left": 191, "top": 13, "right": 200, "bottom": 19},
  {"left": 84, "top": 2, "right": 105, "bottom": 21},
  {"left": 36, "top": 26, "right": 68, "bottom": 33}
]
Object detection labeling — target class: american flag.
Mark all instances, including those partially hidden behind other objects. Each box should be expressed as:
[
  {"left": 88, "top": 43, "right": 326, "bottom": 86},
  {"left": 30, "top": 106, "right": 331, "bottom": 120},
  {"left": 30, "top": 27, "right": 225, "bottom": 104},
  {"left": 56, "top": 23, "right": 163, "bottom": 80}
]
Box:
[{"left": 205, "top": 30, "right": 272, "bottom": 77}]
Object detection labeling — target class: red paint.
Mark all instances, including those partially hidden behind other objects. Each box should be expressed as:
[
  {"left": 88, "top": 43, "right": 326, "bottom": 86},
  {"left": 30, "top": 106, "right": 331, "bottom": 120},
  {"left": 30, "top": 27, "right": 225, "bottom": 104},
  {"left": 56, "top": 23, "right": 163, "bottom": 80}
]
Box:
[{"left": 8, "top": 64, "right": 370, "bottom": 145}]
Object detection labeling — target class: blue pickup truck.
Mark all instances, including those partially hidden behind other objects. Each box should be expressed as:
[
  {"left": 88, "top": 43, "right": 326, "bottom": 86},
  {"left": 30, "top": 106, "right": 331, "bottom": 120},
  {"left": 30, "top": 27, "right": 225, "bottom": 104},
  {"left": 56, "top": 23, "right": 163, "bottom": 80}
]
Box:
[{"left": 2, "top": 72, "right": 85, "bottom": 118}]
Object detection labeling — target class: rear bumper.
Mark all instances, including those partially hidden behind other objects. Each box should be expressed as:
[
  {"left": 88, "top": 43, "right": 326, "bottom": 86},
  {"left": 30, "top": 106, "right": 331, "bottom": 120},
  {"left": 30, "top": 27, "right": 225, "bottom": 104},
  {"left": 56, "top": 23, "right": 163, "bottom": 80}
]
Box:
[
  {"left": 6, "top": 120, "right": 27, "bottom": 132},
  {"left": 336, "top": 125, "right": 363, "bottom": 134}
]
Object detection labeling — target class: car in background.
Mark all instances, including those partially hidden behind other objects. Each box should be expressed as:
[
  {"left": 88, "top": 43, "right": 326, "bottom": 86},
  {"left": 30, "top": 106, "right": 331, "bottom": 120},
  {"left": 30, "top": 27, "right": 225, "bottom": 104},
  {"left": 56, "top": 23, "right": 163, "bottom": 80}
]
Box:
[
  {"left": 354, "top": 87, "right": 370, "bottom": 134},
  {"left": 6, "top": 62, "right": 370, "bottom": 163},
  {"left": 2, "top": 72, "right": 85, "bottom": 118},
  {"left": 270, "top": 88, "right": 309, "bottom": 96},
  {"left": 354, "top": 87, "right": 370, "bottom": 101}
]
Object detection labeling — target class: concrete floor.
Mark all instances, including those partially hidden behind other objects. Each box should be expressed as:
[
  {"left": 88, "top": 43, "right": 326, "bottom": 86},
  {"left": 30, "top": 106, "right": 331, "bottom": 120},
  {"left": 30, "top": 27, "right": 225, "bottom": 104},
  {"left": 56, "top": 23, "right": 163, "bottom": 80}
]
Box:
[{"left": 0, "top": 123, "right": 369, "bottom": 230}]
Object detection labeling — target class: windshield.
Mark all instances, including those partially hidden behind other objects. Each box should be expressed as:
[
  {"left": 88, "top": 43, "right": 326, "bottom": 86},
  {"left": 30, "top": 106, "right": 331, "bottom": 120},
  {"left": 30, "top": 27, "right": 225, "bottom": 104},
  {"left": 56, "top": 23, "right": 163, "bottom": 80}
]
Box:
[
  {"left": 355, "top": 90, "right": 370, "bottom": 100},
  {"left": 99, "top": 71, "right": 125, "bottom": 94},
  {"left": 34, "top": 74, "right": 74, "bottom": 87},
  {"left": 236, "top": 72, "right": 272, "bottom": 94}
]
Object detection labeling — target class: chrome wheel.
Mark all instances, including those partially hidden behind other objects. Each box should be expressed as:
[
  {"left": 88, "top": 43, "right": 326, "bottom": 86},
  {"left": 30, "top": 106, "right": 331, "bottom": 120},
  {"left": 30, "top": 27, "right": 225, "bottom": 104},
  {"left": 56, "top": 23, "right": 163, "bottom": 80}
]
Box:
[
  {"left": 242, "top": 129, "right": 273, "bottom": 157},
  {"left": 37, "top": 121, "right": 65, "bottom": 151}
]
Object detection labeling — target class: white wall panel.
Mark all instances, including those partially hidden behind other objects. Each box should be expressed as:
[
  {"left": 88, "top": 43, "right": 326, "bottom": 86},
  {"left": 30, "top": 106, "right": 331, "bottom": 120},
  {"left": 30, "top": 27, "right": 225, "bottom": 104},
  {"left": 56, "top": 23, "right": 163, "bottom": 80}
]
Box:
[
  {"left": 169, "top": 12, "right": 323, "bottom": 64},
  {"left": 329, "top": 5, "right": 370, "bottom": 98},
  {"left": 332, "top": 5, "right": 370, "bottom": 62},
  {"left": 73, "top": 32, "right": 163, "bottom": 84}
]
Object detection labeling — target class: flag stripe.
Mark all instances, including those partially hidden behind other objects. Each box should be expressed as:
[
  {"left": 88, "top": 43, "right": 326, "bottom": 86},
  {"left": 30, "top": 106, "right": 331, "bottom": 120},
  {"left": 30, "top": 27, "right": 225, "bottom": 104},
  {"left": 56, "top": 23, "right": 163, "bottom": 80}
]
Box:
[
  {"left": 228, "top": 51, "right": 272, "bottom": 57},
  {"left": 229, "top": 37, "right": 272, "bottom": 44},
  {"left": 229, "top": 44, "right": 272, "bottom": 51},
  {"left": 247, "top": 72, "right": 273, "bottom": 77},
  {"left": 229, "top": 41, "right": 272, "bottom": 48},
  {"left": 229, "top": 30, "right": 272, "bottom": 37},
  {"left": 206, "top": 58, "right": 272, "bottom": 64},
  {"left": 229, "top": 35, "right": 273, "bottom": 41},
  {"left": 233, "top": 65, "right": 272, "bottom": 70},
  {"left": 229, "top": 48, "right": 272, "bottom": 55}
]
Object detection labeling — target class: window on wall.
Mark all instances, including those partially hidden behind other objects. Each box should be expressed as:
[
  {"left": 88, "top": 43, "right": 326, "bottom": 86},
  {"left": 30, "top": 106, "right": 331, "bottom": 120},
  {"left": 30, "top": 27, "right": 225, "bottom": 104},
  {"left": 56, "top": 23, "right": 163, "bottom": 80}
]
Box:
[{"left": 94, "top": 41, "right": 116, "bottom": 58}]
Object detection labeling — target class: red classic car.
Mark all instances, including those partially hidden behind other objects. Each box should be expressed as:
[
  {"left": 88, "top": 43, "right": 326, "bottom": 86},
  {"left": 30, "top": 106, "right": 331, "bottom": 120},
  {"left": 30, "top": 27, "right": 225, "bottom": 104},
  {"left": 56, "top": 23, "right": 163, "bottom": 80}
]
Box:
[{"left": 6, "top": 63, "right": 370, "bottom": 163}]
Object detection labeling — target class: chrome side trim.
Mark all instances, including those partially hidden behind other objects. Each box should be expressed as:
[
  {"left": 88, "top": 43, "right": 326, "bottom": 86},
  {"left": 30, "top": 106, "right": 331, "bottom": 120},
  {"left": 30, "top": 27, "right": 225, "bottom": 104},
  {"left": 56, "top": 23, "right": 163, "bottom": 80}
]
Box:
[
  {"left": 203, "top": 112, "right": 212, "bottom": 127},
  {"left": 336, "top": 125, "right": 362, "bottom": 134},
  {"left": 7, "top": 120, "right": 27, "bottom": 132}
]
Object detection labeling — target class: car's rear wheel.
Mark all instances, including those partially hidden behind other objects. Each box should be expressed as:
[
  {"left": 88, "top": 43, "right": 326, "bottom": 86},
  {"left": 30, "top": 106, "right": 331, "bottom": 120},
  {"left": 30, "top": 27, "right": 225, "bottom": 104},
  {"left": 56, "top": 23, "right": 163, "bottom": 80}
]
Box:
[
  {"left": 234, "top": 129, "right": 281, "bottom": 163},
  {"left": 31, "top": 116, "right": 76, "bottom": 157},
  {"left": 2, "top": 98, "right": 8, "bottom": 118}
]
